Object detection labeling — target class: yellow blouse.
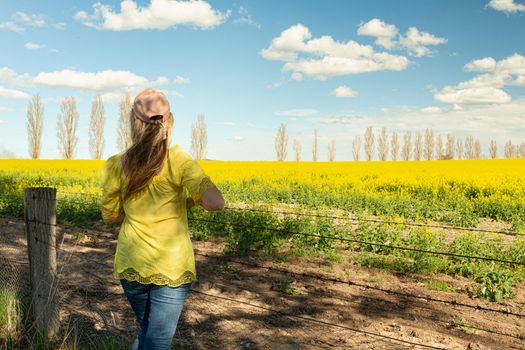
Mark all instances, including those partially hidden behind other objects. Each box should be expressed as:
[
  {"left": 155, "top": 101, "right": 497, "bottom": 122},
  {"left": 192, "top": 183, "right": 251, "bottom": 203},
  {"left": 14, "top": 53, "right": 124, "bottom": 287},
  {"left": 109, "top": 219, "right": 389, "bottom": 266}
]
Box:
[{"left": 100, "top": 144, "right": 215, "bottom": 287}]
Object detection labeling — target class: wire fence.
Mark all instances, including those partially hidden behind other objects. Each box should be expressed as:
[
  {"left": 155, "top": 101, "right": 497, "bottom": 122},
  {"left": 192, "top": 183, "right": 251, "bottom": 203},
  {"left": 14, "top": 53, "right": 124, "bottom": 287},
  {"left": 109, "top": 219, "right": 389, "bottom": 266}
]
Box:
[
  {"left": 1, "top": 188, "right": 525, "bottom": 349},
  {"left": 1, "top": 215, "right": 454, "bottom": 350},
  {"left": 54, "top": 188, "right": 522, "bottom": 237}
]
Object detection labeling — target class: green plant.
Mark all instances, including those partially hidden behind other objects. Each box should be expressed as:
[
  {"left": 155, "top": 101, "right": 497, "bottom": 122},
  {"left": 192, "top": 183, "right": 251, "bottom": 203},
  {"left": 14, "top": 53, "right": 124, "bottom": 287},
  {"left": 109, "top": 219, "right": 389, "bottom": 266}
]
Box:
[
  {"left": 453, "top": 317, "right": 476, "bottom": 334},
  {"left": 476, "top": 267, "right": 515, "bottom": 302},
  {"left": 425, "top": 279, "right": 451, "bottom": 292},
  {"left": 0, "top": 288, "right": 22, "bottom": 340},
  {"left": 276, "top": 277, "right": 305, "bottom": 296}
]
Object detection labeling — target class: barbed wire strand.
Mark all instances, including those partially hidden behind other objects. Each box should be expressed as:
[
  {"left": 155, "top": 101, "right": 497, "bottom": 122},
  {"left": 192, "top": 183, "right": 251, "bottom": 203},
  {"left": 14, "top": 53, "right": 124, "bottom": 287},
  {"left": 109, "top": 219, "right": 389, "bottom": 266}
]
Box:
[
  {"left": 3, "top": 217, "right": 525, "bottom": 345},
  {"left": 222, "top": 206, "right": 522, "bottom": 237},
  {"left": 1, "top": 231, "right": 447, "bottom": 349},
  {"left": 188, "top": 217, "right": 525, "bottom": 266},
  {"left": 48, "top": 189, "right": 525, "bottom": 236},
  {"left": 190, "top": 273, "right": 525, "bottom": 340},
  {"left": 194, "top": 251, "right": 525, "bottom": 319},
  {"left": 9, "top": 215, "right": 525, "bottom": 267}
]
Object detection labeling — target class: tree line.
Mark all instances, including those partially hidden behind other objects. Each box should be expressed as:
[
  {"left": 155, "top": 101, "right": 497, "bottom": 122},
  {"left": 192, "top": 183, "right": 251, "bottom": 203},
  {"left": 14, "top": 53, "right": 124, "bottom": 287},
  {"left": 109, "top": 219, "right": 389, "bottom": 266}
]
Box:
[
  {"left": 274, "top": 124, "right": 525, "bottom": 161},
  {"left": 25, "top": 94, "right": 208, "bottom": 160},
  {"left": 22, "top": 94, "right": 525, "bottom": 161}
]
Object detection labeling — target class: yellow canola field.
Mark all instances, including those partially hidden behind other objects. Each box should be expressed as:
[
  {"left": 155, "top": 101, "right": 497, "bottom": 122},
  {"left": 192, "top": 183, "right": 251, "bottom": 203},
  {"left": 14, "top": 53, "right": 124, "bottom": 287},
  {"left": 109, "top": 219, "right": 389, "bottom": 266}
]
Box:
[{"left": 1, "top": 158, "right": 524, "bottom": 200}]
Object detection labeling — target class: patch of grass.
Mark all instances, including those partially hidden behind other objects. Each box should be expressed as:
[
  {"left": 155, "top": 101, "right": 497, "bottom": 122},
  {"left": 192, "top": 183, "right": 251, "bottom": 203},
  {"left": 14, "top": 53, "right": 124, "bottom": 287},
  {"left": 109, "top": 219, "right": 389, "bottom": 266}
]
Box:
[
  {"left": 206, "top": 262, "right": 237, "bottom": 274},
  {"left": 452, "top": 317, "right": 477, "bottom": 335},
  {"left": 0, "top": 288, "right": 23, "bottom": 341},
  {"left": 276, "top": 277, "right": 306, "bottom": 296},
  {"left": 357, "top": 252, "right": 411, "bottom": 273},
  {"left": 425, "top": 279, "right": 452, "bottom": 292}
]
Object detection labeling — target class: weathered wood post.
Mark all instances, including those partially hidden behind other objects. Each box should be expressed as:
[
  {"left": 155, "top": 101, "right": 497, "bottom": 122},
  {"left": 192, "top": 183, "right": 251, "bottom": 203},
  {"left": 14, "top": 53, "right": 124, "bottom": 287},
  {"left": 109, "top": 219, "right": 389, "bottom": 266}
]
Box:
[{"left": 24, "top": 187, "right": 59, "bottom": 339}]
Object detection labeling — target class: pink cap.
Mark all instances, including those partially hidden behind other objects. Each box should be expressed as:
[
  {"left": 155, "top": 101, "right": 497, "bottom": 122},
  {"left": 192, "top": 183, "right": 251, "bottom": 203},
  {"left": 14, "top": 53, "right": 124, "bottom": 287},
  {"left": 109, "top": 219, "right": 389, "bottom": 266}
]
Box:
[{"left": 132, "top": 88, "right": 170, "bottom": 140}]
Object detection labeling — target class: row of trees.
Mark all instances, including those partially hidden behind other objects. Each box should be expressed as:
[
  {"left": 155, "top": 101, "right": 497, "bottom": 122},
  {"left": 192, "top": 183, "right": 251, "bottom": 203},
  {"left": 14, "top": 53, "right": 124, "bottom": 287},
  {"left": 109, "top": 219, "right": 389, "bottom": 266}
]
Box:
[
  {"left": 274, "top": 124, "right": 525, "bottom": 161},
  {"left": 25, "top": 94, "right": 209, "bottom": 160}
]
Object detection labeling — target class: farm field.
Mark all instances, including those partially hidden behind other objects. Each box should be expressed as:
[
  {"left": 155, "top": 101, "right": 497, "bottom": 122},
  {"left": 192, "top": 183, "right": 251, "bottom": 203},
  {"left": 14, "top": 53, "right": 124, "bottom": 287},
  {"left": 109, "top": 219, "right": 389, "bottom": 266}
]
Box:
[
  {"left": 1, "top": 217, "right": 524, "bottom": 349},
  {"left": 1, "top": 158, "right": 525, "bottom": 348},
  {"left": 1, "top": 158, "right": 525, "bottom": 228}
]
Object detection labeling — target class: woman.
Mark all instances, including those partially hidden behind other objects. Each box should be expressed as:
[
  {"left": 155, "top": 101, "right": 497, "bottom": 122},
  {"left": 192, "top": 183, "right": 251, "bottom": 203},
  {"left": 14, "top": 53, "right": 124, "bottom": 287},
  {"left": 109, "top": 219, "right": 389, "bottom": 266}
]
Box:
[{"left": 100, "top": 88, "right": 224, "bottom": 350}]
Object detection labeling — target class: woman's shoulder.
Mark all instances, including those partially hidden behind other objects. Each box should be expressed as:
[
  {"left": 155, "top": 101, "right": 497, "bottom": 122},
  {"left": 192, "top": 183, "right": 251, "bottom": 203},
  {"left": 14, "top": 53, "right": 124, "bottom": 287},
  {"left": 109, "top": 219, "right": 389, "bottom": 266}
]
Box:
[
  {"left": 103, "top": 153, "right": 123, "bottom": 172},
  {"left": 168, "top": 144, "right": 192, "bottom": 164}
]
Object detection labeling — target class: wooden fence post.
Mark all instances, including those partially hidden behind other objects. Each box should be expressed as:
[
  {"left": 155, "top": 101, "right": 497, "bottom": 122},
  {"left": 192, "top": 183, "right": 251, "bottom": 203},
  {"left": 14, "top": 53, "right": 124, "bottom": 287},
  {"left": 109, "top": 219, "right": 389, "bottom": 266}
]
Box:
[{"left": 24, "top": 187, "right": 59, "bottom": 339}]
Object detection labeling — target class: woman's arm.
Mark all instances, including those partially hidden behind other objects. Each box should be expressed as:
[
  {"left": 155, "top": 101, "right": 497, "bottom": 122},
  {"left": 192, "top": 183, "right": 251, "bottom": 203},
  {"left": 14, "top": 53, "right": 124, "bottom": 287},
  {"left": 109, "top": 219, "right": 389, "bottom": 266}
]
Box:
[{"left": 200, "top": 186, "right": 225, "bottom": 211}]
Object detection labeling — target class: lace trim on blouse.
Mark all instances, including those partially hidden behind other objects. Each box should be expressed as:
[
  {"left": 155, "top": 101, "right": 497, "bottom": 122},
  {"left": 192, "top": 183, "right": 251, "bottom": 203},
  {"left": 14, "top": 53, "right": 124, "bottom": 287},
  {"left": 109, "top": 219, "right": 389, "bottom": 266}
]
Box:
[{"left": 117, "top": 268, "right": 196, "bottom": 287}]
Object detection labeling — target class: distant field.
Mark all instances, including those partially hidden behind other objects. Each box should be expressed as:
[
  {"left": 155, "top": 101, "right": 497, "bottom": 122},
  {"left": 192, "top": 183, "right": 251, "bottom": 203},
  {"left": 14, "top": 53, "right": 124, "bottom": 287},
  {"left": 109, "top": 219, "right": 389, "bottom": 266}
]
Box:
[{"left": 1, "top": 158, "right": 524, "bottom": 230}]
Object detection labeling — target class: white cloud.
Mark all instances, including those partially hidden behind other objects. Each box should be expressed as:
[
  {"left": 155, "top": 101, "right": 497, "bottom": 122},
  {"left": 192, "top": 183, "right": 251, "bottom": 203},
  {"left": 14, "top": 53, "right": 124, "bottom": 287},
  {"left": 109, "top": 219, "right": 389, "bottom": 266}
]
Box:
[
  {"left": 233, "top": 6, "right": 260, "bottom": 29},
  {"left": 435, "top": 86, "right": 511, "bottom": 104},
  {"left": 357, "top": 18, "right": 398, "bottom": 49},
  {"left": 276, "top": 108, "right": 318, "bottom": 117},
  {"left": 488, "top": 0, "right": 525, "bottom": 13},
  {"left": 0, "top": 67, "right": 33, "bottom": 87},
  {"left": 260, "top": 23, "right": 421, "bottom": 80},
  {"left": 233, "top": 135, "right": 244, "bottom": 141},
  {"left": 174, "top": 75, "right": 190, "bottom": 84},
  {"left": 24, "top": 42, "right": 45, "bottom": 50},
  {"left": 464, "top": 57, "right": 497, "bottom": 72},
  {"left": 380, "top": 107, "right": 392, "bottom": 113},
  {"left": 399, "top": 27, "right": 447, "bottom": 57},
  {"left": 100, "top": 92, "right": 123, "bottom": 102},
  {"left": 54, "top": 22, "right": 67, "bottom": 30},
  {"left": 282, "top": 53, "right": 408, "bottom": 80},
  {"left": 32, "top": 69, "right": 166, "bottom": 91},
  {"left": 332, "top": 85, "right": 358, "bottom": 97},
  {"left": 435, "top": 54, "right": 525, "bottom": 105},
  {"left": 12, "top": 12, "right": 45, "bottom": 27},
  {"left": 216, "top": 121, "right": 235, "bottom": 126},
  {"left": 170, "top": 90, "right": 183, "bottom": 97},
  {"left": 0, "top": 107, "right": 12, "bottom": 113},
  {"left": 260, "top": 24, "right": 312, "bottom": 61},
  {"left": 420, "top": 106, "right": 443, "bottom": 113},
  {"left": 0, "top": 22, "right": 24, "bottom": 33},
  {"left": 0, "top": 11, "right": 46, "bottom": 33},
  {"left": 153, "top": 76, "right": 170, "bottom": 85},
  {"left": 0, "top": 119, "right": 7, "bottom": 124},
  {"left": 0, "top": 86, "right": 30, "bottom": 99},
  {"left": 358, "top": 19, "right": 447, "bottom": 57},
  {"left": 75, "top": 0, "right": 229, "bottom": 31},
  {"left": 317, "top": 116, "right": 360, "bottom": 125}
]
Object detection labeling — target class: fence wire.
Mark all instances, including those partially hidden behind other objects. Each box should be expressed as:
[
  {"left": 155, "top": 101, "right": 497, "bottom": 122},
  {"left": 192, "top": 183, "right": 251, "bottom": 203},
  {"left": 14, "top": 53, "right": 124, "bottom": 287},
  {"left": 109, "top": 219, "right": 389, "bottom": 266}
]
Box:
[
  {"left": 1, "top": 219, "right": 454, "bottom": 350},
  {"left": 1, "top": 189, "right": 525, "bottom": 349}
]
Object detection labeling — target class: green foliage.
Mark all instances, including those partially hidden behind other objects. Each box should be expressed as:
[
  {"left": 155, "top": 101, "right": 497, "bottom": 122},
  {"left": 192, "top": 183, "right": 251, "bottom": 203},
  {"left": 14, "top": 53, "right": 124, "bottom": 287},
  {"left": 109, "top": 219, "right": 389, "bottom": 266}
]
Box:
[
  {"left": 275, "top": 277, "right": 305, "bottom": 296},
  {"left": 475, "top": 266, "right": 515, "bottom": 302},
  {"left": 356, "top": 221, "right": 403, "bottom": 255},
  {"left": 0, "top": 288, "right": 22, "bottom": 340},
  {"left": 425, "top": 279, "right": 452, "bottom": 292},
  {"left": 405, "top": 228, "right": 447, "bottom": 274}
]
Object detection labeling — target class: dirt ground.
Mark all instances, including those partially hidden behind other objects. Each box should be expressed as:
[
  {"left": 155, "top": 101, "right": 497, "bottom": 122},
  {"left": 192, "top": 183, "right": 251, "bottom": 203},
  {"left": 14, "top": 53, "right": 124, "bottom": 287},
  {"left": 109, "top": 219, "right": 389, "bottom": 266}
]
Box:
[{"left": 1, "top": 217, "right": 524, "bottom": 350}]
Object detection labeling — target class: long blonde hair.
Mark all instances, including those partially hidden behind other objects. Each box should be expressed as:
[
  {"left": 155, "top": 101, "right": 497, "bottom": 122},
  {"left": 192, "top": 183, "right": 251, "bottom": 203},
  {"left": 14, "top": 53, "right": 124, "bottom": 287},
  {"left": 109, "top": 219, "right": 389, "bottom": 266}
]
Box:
[{"left": 121, "top": 112, "right": 173, "bottom": 203}]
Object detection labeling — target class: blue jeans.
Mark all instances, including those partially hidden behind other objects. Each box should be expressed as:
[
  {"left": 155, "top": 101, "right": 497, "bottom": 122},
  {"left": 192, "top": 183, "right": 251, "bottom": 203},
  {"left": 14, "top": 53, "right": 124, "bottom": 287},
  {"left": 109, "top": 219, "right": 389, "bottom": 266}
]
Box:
[{"left": 120, "top": 279, "right": 191, "bottom": 350}]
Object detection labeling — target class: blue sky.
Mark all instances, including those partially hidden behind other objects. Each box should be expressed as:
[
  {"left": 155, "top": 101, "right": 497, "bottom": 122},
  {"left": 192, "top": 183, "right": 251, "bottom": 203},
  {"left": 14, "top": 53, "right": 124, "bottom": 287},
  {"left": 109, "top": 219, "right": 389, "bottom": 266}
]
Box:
[{"left": 0, "top": 0, "right": 524, "bottom": 160}]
